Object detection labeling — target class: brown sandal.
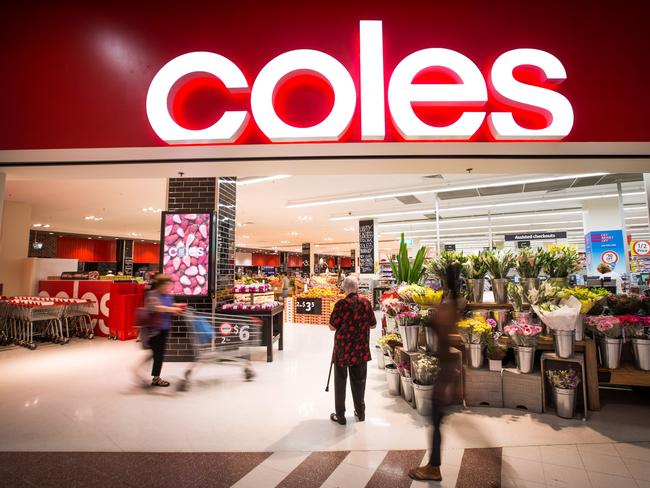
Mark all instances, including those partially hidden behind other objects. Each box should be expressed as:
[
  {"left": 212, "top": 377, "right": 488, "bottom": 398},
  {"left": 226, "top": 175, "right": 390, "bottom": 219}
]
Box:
[{"left": 152, "top": 377, "right": 170, "bottom": 387}]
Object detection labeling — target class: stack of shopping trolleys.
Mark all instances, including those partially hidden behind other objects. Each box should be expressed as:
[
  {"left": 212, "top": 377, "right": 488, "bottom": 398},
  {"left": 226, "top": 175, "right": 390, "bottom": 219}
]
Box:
[{"left": 0, "top": 296, "right": 95, "bottom": 349}]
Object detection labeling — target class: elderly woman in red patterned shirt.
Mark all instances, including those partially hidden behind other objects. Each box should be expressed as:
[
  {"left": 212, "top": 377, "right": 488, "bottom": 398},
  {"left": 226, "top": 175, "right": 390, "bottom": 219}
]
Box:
[{"left": 328, "top": 276, "right": 377, "bottom": 425}]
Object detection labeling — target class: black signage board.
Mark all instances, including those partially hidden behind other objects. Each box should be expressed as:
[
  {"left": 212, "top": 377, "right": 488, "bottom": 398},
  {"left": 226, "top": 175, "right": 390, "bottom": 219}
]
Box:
[
  {"left": 359, "top": 219, "right": 375, "bottom": 274},
  {"left": 302, "top": 243, "right": 311, "bottom": 275},
  {"left": 517, "top": 241, "right": 531, "bottom": 249},
  {"left": 350, "top": 249, "right": 356, "bottom": 272},
  {"left": 295, "top": 297, "right": 322, "bottom": 315},
  {"left": 504, "top": 232, "right": 567, "bottom": 242},
  {"left": 444, "top": 244, "right": 456, "bottom": 251}
]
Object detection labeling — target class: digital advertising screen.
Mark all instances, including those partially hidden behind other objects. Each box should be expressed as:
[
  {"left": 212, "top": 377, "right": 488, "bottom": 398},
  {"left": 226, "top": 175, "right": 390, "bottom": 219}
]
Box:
[{"left": 161, "top": 212, "right": 212, "bottom": 296}]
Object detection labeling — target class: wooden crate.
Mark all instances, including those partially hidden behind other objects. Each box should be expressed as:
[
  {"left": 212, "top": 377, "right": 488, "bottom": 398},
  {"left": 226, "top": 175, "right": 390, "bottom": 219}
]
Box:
[
  {"left": 463, "top": 366, "right": 503, "bottom": 407},
  {"left": 502, "top": 367, "right": 543, "bottom": 413}
]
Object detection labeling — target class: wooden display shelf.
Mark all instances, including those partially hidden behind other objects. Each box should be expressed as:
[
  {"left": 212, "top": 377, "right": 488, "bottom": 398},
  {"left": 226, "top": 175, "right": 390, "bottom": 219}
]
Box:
[
  {"left": 466, "top": 302, "right": 514, "bottom": 311},
  {"left": 598, "top": 361, "right": 650, "bottom": 387}
]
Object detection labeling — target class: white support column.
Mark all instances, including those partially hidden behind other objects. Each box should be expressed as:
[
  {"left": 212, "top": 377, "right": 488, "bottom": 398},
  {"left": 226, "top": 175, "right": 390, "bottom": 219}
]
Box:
[{"left": 0, "top": 172, "right": 5, "bottom": 236}]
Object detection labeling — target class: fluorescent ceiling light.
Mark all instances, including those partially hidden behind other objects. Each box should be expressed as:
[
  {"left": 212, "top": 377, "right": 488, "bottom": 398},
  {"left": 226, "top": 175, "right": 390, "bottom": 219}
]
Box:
[
  {"left": 381, "top": 220, "right": 582, "bottom": 235},
  {"left": 331, "top": 192, "right": 644, "bottom": 221},
  {"left": 378, "top": 210, "right": 585, "bottom": 228},
  {"left": 287, "top": 173, "right": 608, "bottom": 209},
  {"left": 236, "top": 175, "right": 291, "bottom": 186}
]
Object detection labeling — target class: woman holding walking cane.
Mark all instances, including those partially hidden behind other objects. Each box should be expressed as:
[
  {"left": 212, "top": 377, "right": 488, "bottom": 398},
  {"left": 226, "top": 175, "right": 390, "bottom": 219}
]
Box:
[{"left": 328, "top": 276, "right": 376, "bottom": 425}]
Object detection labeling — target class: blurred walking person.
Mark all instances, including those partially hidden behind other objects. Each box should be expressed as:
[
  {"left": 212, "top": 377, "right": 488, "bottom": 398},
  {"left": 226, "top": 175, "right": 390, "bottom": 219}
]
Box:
[
  {"left": 409, "top": 266, "right": 461, "bottom": 482},
  {"left": 328, "top": 276, "right": 376, "bottom": 425},
  {"left": 134, "top": 274, "right": 183, "bottom": 387}
]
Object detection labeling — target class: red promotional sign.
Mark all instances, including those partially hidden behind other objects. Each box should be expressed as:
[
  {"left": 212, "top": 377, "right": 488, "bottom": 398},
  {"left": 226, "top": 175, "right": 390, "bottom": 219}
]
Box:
[{"left": 1, "top": 1, "right": 650, "bottom": 150}]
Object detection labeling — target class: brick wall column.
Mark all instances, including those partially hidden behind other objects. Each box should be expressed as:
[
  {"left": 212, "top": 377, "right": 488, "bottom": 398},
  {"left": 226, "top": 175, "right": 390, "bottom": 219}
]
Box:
[{"left": 164, "top": 176, "right": 236, "bottom": 361}]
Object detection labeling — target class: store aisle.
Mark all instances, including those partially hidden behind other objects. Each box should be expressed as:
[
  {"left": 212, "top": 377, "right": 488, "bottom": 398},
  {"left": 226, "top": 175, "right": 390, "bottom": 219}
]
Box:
[{"left": 0, "top": 322, "right": 649, "bottom": 456}]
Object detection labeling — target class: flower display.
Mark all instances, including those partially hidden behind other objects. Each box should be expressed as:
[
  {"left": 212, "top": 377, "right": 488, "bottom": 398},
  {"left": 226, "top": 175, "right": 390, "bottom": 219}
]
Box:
[
  {"left": 457, "top": 313, "right": 495, "bottom": 344},
  {"left": 516, "top": 247, "right": 544, "bottom": 278},
  {"left": 397, "top": 361, "right": 412, "bottom": 378},
  {"left": 503, "top": 320, "right": 544, "bottom": 347},
  {"left": 482, "top": 249, "right": 516, "bottom": 279},
  {"left": 604, "top": 294, "right": 644, "bottom": 315},
  {"left": 585, "top": 315, "right": 626, "bottom": 338},
  {"left": 464, "top": 254, "right": 488, "bottom": 279},
  {"left": 559, "top": 286, "right": 609, "bottom": 314},
  {"left": 546, "top": 369, "right": 581, "bottom": 390},
  {"left": 381, "top": 298, "right": 411, "bottom": 317},
  {"left": 540, "top": 246, "right": 582, "bottom": 278},
  {"left": 533, "top": 296, "right": 581, "bottom": 331},
  {"left": 621, "top": 315, "right": 650, "bottom": 338},
  {"left": 395, "top": 310, "right": 420, "bottom": 326},
  {"left": 222, "top": 301, "right": 280, "bottom": 311},
  {"left": 378, "top": 332, "right": 402, "bottom": 355},
  {"left": 413, "top": 354, "right": 439, "bottom": 385},
  {"left": 397, "top": 284, "right": 443, "bottom": 306},
  {"left": 487, "top": 331, "right": 508, "bottom": 360},
  {"left": 526, "top": 281, "right": 561, "bottom": 306},
  {"left": 232, "top": 283, "right": 272, "bottom": 293},
  {"left": 507, "top": 283, "right": 525, "bottom": 312}
]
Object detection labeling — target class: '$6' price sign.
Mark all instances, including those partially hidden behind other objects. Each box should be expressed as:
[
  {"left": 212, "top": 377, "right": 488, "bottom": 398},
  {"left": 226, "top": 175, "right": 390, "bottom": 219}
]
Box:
[{"left": 296, "top": 297, "right": 322, "bottom": 315}]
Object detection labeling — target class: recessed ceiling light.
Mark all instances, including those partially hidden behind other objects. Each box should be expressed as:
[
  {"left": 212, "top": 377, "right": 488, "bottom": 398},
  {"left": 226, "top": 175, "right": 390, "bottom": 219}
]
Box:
[
  {"left": 87, "top": 237, "right": 92, "bottom": 240},
  {"left": 281, "top": 240, "right": 290, "bottom": 244},
  {"left": 97, "top": 236, "right": 103, "bottom": 239},
  {"left": 32, "top": 223, "right": 42, "bottom": 227},
  {"left": 84, "top": 216, "right": 95, "bottom": 220},
  {"left": 48, "top": 232, "right": 54, "bottom": 235},
  {"left": 42, "top": 224, "right": 51, "bottom": 228},
  {"left": 298, "top": 216, "right": 313, "bottom": 221},
  {"left": 241, "top": 235, "right": 250, "bottom": 239},
  {"left": 324, "top": 237, "right": 333, "bottom": 241},
  {"left": 142, "top": 207, "right": 162, "bottom": 213},
  {"left": 289, "top": 231, "right": 299, "bottom": 236}
]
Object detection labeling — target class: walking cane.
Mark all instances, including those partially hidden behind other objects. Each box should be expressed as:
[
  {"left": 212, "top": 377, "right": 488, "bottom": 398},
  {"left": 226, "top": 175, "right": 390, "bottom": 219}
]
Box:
[{"left": 325, "top": 333, "right": 336, "bottom": 392}]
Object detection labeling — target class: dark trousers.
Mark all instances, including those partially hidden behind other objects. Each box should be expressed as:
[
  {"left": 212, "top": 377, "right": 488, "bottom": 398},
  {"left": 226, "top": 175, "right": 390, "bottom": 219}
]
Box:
[
  {"left": 149, "top": 330, "right": 169, "bottom": 377},
  {"left": 334, "top": 362, "right": 367, "bottom": 416},
  {"left": 429, "top": 401, "right": 445, "bottom": 467}
]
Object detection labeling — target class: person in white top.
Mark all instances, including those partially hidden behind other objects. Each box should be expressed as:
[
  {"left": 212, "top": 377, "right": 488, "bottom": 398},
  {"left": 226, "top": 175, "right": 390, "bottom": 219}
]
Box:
[{"left": 597, "top": 263, "right": 623, "bottom": 294}]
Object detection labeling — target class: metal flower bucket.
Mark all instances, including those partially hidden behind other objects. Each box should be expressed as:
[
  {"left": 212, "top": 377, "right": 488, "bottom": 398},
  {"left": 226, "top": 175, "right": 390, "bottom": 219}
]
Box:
[
  {"left": 385, "top": 365, "right": 401, "bottom": 396},
  {"left": 553, "top": 387, "right": 576, "bottom": 419},
  {"left": 466, "top": 343, "right": 484, "bottom": 369},
  {"left": 467, "top": 279, "right": 485, "bottom": 303},
  {"left": 413, "top": 382, "right": 434, "bottom": 416},
  {"left": 491, "top": 278, "right": 509, "bottom": 304},
  {"left": 424, "top": 327, "right": 438, "bottom": 353},
  {"left": 598, "top": 337, "right": 623, "bottom": 369},
  {"left": 632, "top": 338, "right": 650, "bottom": 371},
  {"left": 491, "top": 309, "right": 510, "bottom": 331},
  {"left": 574, "top": 314, "right": 585, "bottom": 342},
  {"left": 401, "top": 376, "right": 414, "bottom": 403},
  {"left": 553, "top": 330, "right": 575, "bottom": 359},
  {"left": 516, "top": 346, "right": 536, "bottom": 374},
  {"left": 520, "top": 278, "right": 539, "bottom": 300},
  {"left": 375, "top": 346, "right": 386, "bottom": 369},
  {"left": 398, "top": 325, "right": 420, "bottom": 352}
]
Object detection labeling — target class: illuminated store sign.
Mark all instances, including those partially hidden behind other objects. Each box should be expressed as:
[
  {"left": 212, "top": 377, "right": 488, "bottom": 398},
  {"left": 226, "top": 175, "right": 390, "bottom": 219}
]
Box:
[{"left": 147, "top": 20, "right": 573, "bottom": 145}]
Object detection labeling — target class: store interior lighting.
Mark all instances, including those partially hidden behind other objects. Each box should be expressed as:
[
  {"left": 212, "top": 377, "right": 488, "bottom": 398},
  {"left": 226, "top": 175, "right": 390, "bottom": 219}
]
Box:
[
  {"left": 286, "top": 172, "right": 608, "bottom": 209},
  {"left": 235, "top": 175, "right": 291, "bottom": 186}
]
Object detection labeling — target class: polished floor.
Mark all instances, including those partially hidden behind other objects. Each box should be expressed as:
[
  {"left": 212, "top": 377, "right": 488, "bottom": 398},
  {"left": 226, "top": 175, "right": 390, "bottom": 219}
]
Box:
[{"left": 0, "top": 322, "right": 649, "bottom": 487}]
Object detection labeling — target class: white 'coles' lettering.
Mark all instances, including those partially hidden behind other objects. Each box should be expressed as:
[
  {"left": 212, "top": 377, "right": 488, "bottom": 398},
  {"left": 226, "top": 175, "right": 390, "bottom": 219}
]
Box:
[{"left": 146, "top": 20, "right": 574, "bottom": 144}]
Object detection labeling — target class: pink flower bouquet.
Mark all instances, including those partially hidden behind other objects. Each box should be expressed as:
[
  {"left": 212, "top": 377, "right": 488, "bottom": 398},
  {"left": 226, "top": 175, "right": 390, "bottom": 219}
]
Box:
[
  {"left": 381, "top": 298, "right": 411, "bottom": 317},
  {"left": 585, "top": 315, "right": 626, "bottom": 338},
  {"left": 395, "top": 310, "right": 420, "bottom": 326},
  {"left": 503, "top": 320, "right": 544, "bottom": 347}
]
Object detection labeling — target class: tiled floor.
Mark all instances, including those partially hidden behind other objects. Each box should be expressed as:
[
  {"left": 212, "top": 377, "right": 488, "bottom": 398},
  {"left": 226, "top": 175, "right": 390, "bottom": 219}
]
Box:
[{"left": 1, "top": 320, "right": 649, "bottom": 487}]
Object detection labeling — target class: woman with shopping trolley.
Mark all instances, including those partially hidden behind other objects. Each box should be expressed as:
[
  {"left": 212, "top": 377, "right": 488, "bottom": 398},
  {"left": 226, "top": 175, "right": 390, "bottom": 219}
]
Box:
[{"left": 135, "top": 274, "right": 184, "bottom": 387}]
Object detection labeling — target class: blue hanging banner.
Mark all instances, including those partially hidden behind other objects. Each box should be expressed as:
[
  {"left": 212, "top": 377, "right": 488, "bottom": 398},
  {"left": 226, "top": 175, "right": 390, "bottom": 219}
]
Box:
[{"left": 585, "top": 230, "right": 627, "bottom": 275}]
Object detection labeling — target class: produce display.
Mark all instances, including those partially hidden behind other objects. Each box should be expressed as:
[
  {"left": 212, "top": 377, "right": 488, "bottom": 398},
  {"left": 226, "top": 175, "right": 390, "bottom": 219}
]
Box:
[
  {"left": 297, "top": 287, "right": 345, "bottom": 299},
  {"left": 222, "top": 301, "right": 281, "bottom": 311},
  {"left": 233, "top": 283, "right": 271, "bottom": 293}
]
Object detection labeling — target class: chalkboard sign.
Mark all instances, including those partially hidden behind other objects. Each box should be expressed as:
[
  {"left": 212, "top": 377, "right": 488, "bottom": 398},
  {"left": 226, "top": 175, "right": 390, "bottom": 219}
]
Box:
[
  {"left": 302, "top": 243, "right": 311, "bottom": 275},
  {"left": 359, "top": 219, "right": 375, "bottom": 274},
  {"left": 296, "top": 297, "right": 322, "bottom": 315},
  {"left": 350, "top": 249, "right": 356, "bottom": 272},
  {"left": 444, "top": 244, "right": 456, "bottom": 251},
  {"left": 517, "top": 241, "right": 531, "bottom": 249}
]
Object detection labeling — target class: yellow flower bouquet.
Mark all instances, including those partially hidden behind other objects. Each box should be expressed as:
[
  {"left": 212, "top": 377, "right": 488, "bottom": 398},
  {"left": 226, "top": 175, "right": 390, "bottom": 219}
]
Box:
[{"left": 457, "top": 313, "right": 496, "bottom": 344}]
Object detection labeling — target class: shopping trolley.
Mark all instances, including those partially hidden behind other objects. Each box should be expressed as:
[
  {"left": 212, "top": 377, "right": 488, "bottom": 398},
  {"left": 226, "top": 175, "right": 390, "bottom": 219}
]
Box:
[
  {"left": 177, "top": 308, "right": 264, "bottom": 391},
  {"left": 4, "top": 300, "right": 67, "bottom": 349},
  {"left": 62, "top": 299, "right": 95, "bottom": 339}
]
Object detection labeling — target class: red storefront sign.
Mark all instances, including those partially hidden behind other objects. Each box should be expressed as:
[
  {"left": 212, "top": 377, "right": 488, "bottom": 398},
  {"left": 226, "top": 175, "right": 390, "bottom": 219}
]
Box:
[{"left": 1, "top": 1, "right": 650, "bottom": 149}]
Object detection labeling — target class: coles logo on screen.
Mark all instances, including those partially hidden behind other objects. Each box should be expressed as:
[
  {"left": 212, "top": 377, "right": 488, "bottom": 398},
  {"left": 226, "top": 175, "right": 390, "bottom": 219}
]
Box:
[{"left": 147, "top": 20, "right": 574, "bottom": 145}]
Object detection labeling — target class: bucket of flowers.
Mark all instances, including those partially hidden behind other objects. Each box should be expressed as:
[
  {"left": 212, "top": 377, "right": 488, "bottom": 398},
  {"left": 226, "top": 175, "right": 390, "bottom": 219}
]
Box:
[
  {"left": 503, "top": 320, "right": 543, "bottom": 374},
  {"left": 395, "top": 309, "right": 421, "bottom": 352},
  {"left": 487, "top": 331, "right": 508, "bottom": 372},
  {"left": 559, "top": 287, "right": 609, "bottom": 341},
  {"left": 621, "top": 315, "right": 650, "bottom": 371},
  {"left": 585, "top": 315, "right": 627, "bottom": 369},
  {"left": 412, "top": 354, "right": 440, "bottom": 416},
  {"left": 546, "top": 369, "right": 581, "bottom": 419},
  {"left": 397, "top": 361, "right": 415, "bottom": 405},
  {"left": 457, "top": 313, "right": 496, "bottom": 369}
]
